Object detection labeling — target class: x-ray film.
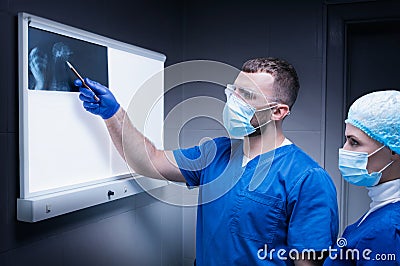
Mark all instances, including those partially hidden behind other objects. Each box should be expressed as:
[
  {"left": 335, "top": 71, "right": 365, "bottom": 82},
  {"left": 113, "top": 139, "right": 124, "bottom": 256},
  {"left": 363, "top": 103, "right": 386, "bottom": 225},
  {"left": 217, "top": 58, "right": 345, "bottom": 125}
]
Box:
[{"left": 28, "top": 27, "right": 108, "bottom": 91}]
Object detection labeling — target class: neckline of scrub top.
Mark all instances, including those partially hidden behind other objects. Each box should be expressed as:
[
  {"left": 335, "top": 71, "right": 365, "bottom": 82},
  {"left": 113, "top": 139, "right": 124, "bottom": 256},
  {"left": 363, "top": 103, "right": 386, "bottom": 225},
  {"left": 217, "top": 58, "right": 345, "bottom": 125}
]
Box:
[
  {"left": 358, "top": 178, "right": 400, "bottom": 226},
  {"left": 242, "top": 138, "right": 293, "bottom": 167},
  {"left": 239, "top": 141, "right": 295, "bottom": 170}
]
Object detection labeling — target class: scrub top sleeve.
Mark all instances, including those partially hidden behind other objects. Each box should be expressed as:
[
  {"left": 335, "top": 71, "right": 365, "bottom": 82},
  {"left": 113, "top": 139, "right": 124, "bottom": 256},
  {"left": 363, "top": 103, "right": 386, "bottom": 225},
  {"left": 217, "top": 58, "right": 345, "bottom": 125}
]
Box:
[
  {"left": 173, "top": 146, "right": 203, "bottom": 188},
  {"left": 287, "top": 168, "right": 339, "bottom": 251},
  {"left": 173, "top": 138, "right": 219, "bottom": 188}
]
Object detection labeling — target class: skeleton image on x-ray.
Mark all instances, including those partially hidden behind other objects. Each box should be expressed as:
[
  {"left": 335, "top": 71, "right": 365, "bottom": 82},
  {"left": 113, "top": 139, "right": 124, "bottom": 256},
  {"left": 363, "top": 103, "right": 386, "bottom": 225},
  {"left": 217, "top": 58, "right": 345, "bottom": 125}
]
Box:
[
  {"left": 27, "top": 27, "right": 108, "bottom": 92},
  {"left": 29, "top": 47, "right": 48, "bottom": 90},
  {"left": 29, "top": 42, "right": 74, "bottom": 91}
]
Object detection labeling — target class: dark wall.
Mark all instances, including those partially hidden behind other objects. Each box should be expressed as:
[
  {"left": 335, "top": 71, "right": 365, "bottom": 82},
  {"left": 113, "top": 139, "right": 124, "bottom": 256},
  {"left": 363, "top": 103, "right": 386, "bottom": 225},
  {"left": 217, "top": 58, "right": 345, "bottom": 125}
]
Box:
[
  {"left": 0, "top": 1, "right": 185, "bottom": 265},
  {"left": 169, "top": 0, "right": 327, "bottom": 164}
]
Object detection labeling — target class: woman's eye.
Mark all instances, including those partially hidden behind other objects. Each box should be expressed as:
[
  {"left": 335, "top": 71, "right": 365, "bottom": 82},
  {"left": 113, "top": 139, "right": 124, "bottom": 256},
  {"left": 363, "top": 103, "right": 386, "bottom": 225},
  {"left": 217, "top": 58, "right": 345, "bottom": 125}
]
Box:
[{"left": 350, "top": 138, "right": 359, "bottom": 145}]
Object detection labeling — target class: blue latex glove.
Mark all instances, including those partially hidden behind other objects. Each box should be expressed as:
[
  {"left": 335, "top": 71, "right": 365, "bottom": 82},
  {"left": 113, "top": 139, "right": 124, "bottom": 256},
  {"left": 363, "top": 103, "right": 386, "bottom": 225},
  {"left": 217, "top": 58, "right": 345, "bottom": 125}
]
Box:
[{"left": 75, "top": 78, "right": 120, "bottom": 119}]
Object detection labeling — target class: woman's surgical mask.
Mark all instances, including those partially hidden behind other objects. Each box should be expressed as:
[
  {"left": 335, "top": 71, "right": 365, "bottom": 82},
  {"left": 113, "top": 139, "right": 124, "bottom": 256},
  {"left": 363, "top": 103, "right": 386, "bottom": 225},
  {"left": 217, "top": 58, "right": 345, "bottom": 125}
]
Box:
[
  {"left": 338, "top": 145, "right": 394, "bottom": 187},
  {"left": 222, "top": 89, "right": 276, "bottom": 138}
]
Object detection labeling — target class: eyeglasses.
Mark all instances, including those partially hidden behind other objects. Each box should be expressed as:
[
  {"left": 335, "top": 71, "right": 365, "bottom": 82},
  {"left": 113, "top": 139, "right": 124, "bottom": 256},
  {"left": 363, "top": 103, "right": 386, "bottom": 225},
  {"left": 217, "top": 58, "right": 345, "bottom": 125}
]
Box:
[
  {"left": 225, "top": 84, "right": 291, "bottom": 116},
  {"left": 225, "top": 84, "right": 276, "bottom": 107}
]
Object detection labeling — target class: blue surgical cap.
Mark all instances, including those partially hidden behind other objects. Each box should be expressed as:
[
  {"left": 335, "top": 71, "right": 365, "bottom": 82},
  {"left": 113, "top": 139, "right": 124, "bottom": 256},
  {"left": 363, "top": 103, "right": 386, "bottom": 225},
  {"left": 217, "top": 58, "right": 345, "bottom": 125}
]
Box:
[{"left": 345, "top": 90, "right": 400, "bottom": 155}]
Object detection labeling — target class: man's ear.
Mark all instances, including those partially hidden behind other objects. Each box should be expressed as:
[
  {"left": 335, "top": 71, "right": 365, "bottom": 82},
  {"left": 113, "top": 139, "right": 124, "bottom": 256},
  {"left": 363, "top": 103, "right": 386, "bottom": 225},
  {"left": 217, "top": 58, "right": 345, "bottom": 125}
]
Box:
[{"left": 271, "top": 105, "right": 290, "bottom": 121}]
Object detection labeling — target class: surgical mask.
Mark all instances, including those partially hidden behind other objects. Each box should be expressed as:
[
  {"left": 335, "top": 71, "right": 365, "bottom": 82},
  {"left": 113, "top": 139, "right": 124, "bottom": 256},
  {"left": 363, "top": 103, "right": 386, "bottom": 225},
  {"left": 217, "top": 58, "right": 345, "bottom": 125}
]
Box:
[
  {"left": 222, "top": 93, "right": 276, "bottom": 138},
  {"left": 338, "top": 146, "right": 394, "bottom": 187}
]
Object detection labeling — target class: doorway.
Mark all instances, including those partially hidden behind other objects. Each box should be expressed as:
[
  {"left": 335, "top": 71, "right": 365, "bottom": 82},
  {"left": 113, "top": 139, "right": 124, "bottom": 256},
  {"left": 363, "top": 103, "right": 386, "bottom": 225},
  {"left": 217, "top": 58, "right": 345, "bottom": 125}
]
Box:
[{"left": 326, "top": 1, "right": 400, "bottom": 232}]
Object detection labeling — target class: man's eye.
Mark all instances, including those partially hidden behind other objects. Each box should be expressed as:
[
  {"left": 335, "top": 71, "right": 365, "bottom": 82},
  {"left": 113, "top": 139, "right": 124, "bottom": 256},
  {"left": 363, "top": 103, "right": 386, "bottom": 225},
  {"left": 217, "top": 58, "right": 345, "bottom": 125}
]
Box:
[
  {"left": 238, "top": 88, "right": 251, "bottom": 99},
  {"left": 243, "top": 92, "right": 252, "bottom": 99}
]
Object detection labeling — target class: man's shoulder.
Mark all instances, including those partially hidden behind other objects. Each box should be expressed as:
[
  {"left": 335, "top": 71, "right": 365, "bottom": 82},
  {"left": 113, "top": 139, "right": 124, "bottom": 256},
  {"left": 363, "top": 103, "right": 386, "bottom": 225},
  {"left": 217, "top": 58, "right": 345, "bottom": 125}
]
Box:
[
  {"left": 277, "top": 144, "right": 334, "bottom": 188},
  {"left": 201, "top": 136, "right": 241, "bottom": 151},
  {"left": 210, "top": 136, "right": 232, "bottom": 146},
  {"left": 279, "top": 144, "right": 322, "bottom": 170}
]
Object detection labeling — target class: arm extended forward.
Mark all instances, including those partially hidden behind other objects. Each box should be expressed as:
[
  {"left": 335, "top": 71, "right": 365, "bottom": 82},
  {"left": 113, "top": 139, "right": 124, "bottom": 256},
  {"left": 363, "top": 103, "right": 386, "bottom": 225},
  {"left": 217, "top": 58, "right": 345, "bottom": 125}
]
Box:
[{"left": 76, "top": 78, "right": 185, "bottom": 182}]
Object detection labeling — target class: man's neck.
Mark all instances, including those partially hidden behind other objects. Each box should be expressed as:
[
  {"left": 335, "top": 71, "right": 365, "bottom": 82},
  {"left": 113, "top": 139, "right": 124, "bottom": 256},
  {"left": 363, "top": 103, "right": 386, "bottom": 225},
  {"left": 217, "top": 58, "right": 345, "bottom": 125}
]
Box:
[{"left": 243, "top": 124, "right": 286, "bottom": 159}]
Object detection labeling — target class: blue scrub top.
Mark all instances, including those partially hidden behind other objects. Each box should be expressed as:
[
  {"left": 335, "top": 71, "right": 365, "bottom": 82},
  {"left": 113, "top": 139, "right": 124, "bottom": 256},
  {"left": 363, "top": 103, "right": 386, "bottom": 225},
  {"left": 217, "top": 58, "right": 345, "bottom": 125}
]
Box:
[
  {"left": 324, "top": 202, "right": 400, "bottom": 265},
  {"left": 173, "top": 137, "right": 339, "bottom": 265}
]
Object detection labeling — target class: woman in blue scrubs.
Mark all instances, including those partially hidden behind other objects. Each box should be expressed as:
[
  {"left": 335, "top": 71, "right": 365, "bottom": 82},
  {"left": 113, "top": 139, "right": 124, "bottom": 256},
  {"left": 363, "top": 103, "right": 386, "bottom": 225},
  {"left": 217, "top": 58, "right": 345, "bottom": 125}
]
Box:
[{"left": 324, "top": 90, "right": 400, "bottom": 265}]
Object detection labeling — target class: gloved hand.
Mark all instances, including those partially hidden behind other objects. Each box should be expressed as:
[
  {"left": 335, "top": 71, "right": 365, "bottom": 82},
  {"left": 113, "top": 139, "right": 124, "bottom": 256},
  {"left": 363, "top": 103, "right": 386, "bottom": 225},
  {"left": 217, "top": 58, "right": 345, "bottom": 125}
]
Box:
[{"left": 75, "top": 78, "right": 120, "bottom": 119}]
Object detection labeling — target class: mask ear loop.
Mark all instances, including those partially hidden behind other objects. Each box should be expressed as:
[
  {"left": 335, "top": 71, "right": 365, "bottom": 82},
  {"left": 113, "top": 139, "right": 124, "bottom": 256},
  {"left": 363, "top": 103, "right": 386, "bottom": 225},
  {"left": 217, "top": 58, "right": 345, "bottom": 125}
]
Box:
[
  {"left": 252, "top": 104, "right": 279, "bottom": 130},
  {"left": 255, "top": 103, "right": 279, "bottom": 112},
  {"left": 367, "top": 145, "right": 394, "bottom": 174},
  {"left": 367, "top": 145, "right": 385, "bottom": 158},
  {"left": 378, "top": 160, "right": 394, "bottom": 173},
  {"left": 257, "top": 103, "right": 291, "bottom": 121}
]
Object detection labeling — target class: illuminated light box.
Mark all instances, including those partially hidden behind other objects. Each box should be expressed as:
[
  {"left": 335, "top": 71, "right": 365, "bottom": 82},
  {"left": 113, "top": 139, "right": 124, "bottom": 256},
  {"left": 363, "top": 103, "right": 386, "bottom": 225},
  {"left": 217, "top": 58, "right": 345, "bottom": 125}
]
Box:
[{"left": 18, "top": 13, "right": 168, "bottom": 222}]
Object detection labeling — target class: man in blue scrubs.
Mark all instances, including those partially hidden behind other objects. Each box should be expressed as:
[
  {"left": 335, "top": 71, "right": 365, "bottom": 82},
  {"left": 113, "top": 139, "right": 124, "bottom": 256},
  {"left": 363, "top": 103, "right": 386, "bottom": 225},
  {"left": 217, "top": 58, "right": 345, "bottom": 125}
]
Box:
[{"left": 77, "top": 58, "right": 339, "bottom": 265}]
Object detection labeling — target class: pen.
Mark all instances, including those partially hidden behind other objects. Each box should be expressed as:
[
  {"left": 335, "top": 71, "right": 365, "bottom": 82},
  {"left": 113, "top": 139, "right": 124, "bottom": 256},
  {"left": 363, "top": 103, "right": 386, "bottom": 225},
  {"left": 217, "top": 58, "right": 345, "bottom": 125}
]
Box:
[{"left": 66, "top": 61, "right": 100, "bottom": 102}]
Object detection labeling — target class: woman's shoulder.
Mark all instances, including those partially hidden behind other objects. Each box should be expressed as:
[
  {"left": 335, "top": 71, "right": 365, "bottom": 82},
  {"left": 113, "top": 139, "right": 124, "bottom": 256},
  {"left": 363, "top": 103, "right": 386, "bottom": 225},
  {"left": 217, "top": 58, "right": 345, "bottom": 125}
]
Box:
[
  {"left": 371, "top": 201, "right": 400, "bottom": 227},
  {"left": 356, "top": 202, "right": 400, "bottom": 243}
]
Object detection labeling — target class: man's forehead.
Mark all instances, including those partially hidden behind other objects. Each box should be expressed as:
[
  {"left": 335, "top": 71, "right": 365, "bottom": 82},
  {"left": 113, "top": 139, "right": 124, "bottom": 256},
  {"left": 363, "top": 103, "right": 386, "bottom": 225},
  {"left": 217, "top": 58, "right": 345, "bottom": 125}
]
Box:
[{"left": 234, "top": 72, "right": 274, "bottom": 90}]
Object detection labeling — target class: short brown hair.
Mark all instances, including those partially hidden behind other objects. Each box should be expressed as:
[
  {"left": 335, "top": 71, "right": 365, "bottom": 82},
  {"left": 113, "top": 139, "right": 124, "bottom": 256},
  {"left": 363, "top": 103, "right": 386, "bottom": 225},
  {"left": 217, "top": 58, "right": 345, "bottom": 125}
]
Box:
[{"left": 242, "top": 57, "right": 300, "bottom": 108}]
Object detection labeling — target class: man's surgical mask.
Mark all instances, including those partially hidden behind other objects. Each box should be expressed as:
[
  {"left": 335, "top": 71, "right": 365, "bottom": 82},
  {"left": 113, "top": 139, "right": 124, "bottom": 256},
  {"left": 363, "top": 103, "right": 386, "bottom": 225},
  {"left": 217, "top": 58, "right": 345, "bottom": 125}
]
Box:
[
  {"left": 338, "top": 145, "right": 393, "bottom": 187},
  {"left": 222, "top": 91, "right": 276, "bottom": 138}
]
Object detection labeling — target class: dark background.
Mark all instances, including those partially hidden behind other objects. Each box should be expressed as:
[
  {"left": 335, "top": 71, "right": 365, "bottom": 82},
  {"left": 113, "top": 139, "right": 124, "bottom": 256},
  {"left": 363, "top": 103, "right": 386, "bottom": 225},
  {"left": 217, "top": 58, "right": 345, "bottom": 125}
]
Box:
[{"left": 1, "top": 0, "right": 399, "bottom": 265}]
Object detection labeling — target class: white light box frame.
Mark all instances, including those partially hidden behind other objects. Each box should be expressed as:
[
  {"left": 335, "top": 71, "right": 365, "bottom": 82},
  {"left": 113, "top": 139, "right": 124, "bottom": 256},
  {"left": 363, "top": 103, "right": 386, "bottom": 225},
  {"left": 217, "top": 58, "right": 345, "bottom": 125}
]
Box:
[{"left": 18, "top": 13, "right": 168, "bottom": 222}]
